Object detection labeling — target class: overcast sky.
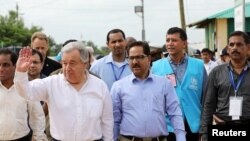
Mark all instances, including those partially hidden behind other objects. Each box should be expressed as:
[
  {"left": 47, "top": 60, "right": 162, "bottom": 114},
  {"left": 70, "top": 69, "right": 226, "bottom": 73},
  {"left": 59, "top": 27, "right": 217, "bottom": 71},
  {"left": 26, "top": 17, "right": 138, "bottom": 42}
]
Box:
[{"left": 1, "top": 0, "right": 250, "bottom": 47}]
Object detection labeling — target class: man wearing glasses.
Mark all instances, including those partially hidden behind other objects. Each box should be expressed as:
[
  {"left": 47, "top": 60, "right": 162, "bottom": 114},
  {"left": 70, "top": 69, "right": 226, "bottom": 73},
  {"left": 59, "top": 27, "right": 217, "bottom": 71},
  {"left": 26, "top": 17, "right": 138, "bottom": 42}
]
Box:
[{"left": 111, "top": 41, "right": 186, "bottom": 141}]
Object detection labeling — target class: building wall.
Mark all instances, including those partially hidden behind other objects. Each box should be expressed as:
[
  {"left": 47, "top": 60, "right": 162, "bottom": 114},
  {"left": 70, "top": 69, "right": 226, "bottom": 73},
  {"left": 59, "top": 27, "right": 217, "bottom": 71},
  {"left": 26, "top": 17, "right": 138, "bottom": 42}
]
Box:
[
  {"left": 216, "top": 19, "right": 228, "bottom": 54},
  {"left": 228, "top": 18, "right": 250, "bottom": 34},
  {"left": 203, "top": 17, "right": 250, "bottom": 58},
  {"left": 205, "top": 21, "right": 215, "bottom": 50},
  {"left": 227, "top": 18, "right": 234, "bottom": 35}
]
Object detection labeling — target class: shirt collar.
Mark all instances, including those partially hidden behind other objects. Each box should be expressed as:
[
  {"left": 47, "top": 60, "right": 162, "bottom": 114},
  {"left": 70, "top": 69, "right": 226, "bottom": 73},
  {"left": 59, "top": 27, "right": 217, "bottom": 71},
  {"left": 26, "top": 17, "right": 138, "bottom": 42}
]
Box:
[
  {"left": 104, "top": 52, "right": 129, "bottom": 65},
  {"left": 104, "top": 53, "right": 113, "bottom": 63},
  {"left": 227, "top": 60, "right": 250, "bottom": 71},
  {"left": 204, "top": 60, "right": 213, "bottom": 65},
  {"left": 210, "top": 60, "right": 214, "bottom": 64},
  {"left": 167, "top": 53, "right": 188, "bottom": 65},
  {"left": 129, "top": 72, "right": 153, "bottom": 83},
  {"left": 63, "top": 70, "right": 90, "bottom": 85},
  {"left": 0, "top": 81, "right": 14, "bottom": 90}
]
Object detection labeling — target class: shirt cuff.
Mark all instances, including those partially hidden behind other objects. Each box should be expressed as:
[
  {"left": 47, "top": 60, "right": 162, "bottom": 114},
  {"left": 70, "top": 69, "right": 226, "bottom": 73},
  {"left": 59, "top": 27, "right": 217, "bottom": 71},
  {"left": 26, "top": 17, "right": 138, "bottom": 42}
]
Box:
[
  {"left": 15, "top": 71, "right": 28, "bottom": 81},
  {"left": 175, "top": 131, "right": 186, "bottom": 141}
]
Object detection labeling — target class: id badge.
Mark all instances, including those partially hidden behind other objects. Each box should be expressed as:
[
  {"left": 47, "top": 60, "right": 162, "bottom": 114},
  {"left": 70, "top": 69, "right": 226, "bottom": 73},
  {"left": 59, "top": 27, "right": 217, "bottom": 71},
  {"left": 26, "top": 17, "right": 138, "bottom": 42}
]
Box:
[
  {"left": 229, "top": 96, "right": 243, "bottom": 119},
  {"left": 166, "top": 74, "right": 177, "bottom": 87}
]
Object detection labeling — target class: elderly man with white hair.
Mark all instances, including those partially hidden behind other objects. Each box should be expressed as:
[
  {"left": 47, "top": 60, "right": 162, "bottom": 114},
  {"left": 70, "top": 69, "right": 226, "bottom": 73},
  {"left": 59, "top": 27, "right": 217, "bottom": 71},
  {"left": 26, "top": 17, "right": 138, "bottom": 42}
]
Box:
[{"left": 14, "top": 42, "right": 114, "bottom": 141}]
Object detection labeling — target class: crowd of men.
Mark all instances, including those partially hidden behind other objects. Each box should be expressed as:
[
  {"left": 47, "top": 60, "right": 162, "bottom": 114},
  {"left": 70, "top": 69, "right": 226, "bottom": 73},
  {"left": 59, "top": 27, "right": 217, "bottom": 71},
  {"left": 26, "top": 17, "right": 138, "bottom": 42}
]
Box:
[{"left": 0, "top": 27, "right": 250, "bottom": 141}]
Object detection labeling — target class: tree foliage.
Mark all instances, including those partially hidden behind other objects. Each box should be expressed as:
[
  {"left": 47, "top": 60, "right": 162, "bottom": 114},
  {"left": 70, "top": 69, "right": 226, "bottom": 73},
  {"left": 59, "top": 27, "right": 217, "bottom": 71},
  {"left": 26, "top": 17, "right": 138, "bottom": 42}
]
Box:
[
  {"left": 86, "top": 40, "right": 110, "bottom": 56},
  {"left": 0, "top": 10, "right": 108, "bottom": 57},
  {"left": 0, "top": 10, "right": 42, "bottom": 47}
]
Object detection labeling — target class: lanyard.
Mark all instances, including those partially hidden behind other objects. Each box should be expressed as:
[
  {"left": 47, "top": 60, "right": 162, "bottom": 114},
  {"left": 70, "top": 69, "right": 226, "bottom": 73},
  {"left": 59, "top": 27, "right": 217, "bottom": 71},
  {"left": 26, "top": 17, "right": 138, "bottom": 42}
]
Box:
[
  {"left": 228, "top": 68, "right": 247, "bottom": 96},
  {"left": 111, "top": 63, "right": 126, "bottom": 81}
]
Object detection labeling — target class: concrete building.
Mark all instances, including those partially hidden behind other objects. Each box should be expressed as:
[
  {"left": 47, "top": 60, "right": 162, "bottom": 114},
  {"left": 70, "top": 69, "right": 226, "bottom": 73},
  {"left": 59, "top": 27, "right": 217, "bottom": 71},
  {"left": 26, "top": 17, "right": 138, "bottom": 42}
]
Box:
[{"left": 187, "top": 2, "right": 250, "bottom": 54}]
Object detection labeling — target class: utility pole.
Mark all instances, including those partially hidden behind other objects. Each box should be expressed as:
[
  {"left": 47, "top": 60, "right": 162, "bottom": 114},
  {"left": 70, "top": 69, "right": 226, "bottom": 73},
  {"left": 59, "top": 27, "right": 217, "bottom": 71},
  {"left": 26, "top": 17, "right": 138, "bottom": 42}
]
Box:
[
  {"left": 15, "top": 3, "right": 24, "bottom": 23},
  {"left": 178, "top": 0, "right": 188, "bottom": 53},
  {"left": 179, "top": 0, "right": 186, "bottom": 31},
  {"left": 134, "top": 0, "right": 146, "bottom": 41},
  {"left": 234, "top": 0, "right": 245, "bottom": 31},
  {"left": 141, "top": 0, "right": 145, "bottom": 41},
  {"left": 16, "top": 3, "right": 19, "bottom": 22}
]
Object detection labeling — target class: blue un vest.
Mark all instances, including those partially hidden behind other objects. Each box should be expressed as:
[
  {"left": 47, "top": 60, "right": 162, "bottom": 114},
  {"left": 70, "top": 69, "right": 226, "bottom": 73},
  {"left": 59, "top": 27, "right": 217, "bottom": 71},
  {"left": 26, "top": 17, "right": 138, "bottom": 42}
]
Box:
[{"left": 151, "top": 57, "right": 204, "bottom": 133}]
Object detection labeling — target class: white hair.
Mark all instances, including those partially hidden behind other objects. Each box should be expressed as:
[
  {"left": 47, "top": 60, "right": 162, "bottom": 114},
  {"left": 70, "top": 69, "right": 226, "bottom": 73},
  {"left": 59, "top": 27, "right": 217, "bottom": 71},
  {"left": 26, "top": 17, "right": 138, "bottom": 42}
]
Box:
[
  {"left": 61, "top": 41, "right": 89, "bottom": 63},
  {"left": 86, "top": 46, "right": 94, "bottom": 54}
]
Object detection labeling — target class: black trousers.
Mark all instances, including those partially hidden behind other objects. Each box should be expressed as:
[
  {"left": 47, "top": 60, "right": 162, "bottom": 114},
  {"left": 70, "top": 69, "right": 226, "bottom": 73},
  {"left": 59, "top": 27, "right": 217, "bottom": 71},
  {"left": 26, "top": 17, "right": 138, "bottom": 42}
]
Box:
[
  {"left": 51, "top": 138, "right": 60, "bottom": 141},
  {"left": 10, "top": 132, "right": 32, "bottom": 141},
  {"left": 167, "top": 120, "right": 199, "bottom": 141}
]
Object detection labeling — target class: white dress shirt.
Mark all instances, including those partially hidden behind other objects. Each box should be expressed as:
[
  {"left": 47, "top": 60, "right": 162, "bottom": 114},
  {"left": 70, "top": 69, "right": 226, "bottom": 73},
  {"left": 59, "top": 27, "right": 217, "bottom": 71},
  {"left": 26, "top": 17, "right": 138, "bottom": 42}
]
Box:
[
  {"left": 0, "top": 82, "right": 47, "bottom": 141},
  {"left": 14, "top": 72, "right": 114, "bottom": 141},
  {"left": 204, "top": 60, "right": 218, "bottom": 75}
]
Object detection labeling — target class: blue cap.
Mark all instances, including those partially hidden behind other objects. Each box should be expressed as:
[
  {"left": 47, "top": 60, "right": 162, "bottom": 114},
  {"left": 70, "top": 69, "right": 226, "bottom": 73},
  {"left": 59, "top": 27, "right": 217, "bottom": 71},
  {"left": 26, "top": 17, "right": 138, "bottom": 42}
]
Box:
[{"left": 54, "top": 52, "right": 62, "bottom": 62}]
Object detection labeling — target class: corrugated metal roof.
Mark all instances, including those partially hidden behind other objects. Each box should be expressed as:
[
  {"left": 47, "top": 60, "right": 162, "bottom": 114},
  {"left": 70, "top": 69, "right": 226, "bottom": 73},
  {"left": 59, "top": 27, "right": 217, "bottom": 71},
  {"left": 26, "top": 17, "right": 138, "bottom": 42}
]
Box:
[{"left": 187, "top": 2, "right": 250, "bottom": 28}]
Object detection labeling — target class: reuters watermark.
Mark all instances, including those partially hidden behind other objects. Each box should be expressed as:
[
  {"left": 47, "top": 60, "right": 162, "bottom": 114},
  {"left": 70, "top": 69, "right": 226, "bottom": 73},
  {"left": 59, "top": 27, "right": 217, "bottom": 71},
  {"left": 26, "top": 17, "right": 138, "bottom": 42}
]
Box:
[{"left": 208, "top": 124, "right": 249, "bottom": 141}]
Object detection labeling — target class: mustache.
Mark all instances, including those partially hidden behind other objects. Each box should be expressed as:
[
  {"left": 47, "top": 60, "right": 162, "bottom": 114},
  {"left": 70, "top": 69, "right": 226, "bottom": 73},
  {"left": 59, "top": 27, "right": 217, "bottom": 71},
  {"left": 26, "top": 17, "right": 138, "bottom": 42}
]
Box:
[
  {"left": 231, "top": 51, "right": 240, "bottom": 55},
  {"left": 132, "top": 64, "right": 140, "bottom": 68}
]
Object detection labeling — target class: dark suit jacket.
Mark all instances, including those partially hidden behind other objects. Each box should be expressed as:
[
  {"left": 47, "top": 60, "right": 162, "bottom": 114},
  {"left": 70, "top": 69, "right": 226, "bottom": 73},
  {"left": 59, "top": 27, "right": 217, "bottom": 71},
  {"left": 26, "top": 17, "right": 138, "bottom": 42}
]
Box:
[{"left": 42, "top": 57, "right": 62, "bottom": 76}]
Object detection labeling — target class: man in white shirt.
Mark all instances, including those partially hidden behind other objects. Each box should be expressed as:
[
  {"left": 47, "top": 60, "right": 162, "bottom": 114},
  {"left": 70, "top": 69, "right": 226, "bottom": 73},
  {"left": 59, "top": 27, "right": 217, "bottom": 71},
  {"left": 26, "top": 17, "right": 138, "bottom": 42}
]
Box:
[
  {"left": 216, "top": 47, "right": 231, "bottom": 65},
  {"left": 14, "top": 41, "right": 113, "bottom": 141},
  {"left": 0, "top": 48, "right": 47, "bottom": 141},
  {"left": 201, "top": 48, "right": 218, "bottom": 75}
]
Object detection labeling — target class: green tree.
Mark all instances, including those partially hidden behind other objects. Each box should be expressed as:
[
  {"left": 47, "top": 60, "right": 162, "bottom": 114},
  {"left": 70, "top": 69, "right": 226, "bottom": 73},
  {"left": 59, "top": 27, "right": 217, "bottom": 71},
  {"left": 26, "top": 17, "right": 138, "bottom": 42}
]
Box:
[
  {"left": 99, "top": 46, "right": 110, "bottom": 55},
  {"left": 86, "top": 40, "right": 110, "bottom": 56},
  {"left": 0, "top": 10, "right": 42, "bottom": 47}
]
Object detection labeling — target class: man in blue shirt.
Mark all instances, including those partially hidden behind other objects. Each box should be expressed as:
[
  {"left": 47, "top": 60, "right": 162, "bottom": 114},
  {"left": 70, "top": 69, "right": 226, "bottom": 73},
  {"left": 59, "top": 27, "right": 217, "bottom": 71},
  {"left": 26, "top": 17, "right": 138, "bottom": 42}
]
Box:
[
  {"left": 90, "top": 29, "right": 131, "bottom": 90},
  {"left": 151, "top": 27, "right": 207, "bottom": 141},
  {"left": 111, "top": 41, "right": 186, "bottom": 141}
]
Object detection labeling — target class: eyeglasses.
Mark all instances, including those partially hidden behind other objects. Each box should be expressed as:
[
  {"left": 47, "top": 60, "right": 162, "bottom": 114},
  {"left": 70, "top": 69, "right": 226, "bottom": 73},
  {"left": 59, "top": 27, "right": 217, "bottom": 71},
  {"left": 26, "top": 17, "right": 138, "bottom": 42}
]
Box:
[{"left": 127, "top": 55, "right": 148, "bottom": 61}]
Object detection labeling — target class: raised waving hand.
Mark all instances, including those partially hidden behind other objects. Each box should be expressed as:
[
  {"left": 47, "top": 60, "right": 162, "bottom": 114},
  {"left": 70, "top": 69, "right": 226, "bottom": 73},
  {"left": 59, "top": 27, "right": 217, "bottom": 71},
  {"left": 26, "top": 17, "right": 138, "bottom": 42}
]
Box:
[{"left": 16, "top": 47, "right": 32, "bottom": 72}]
